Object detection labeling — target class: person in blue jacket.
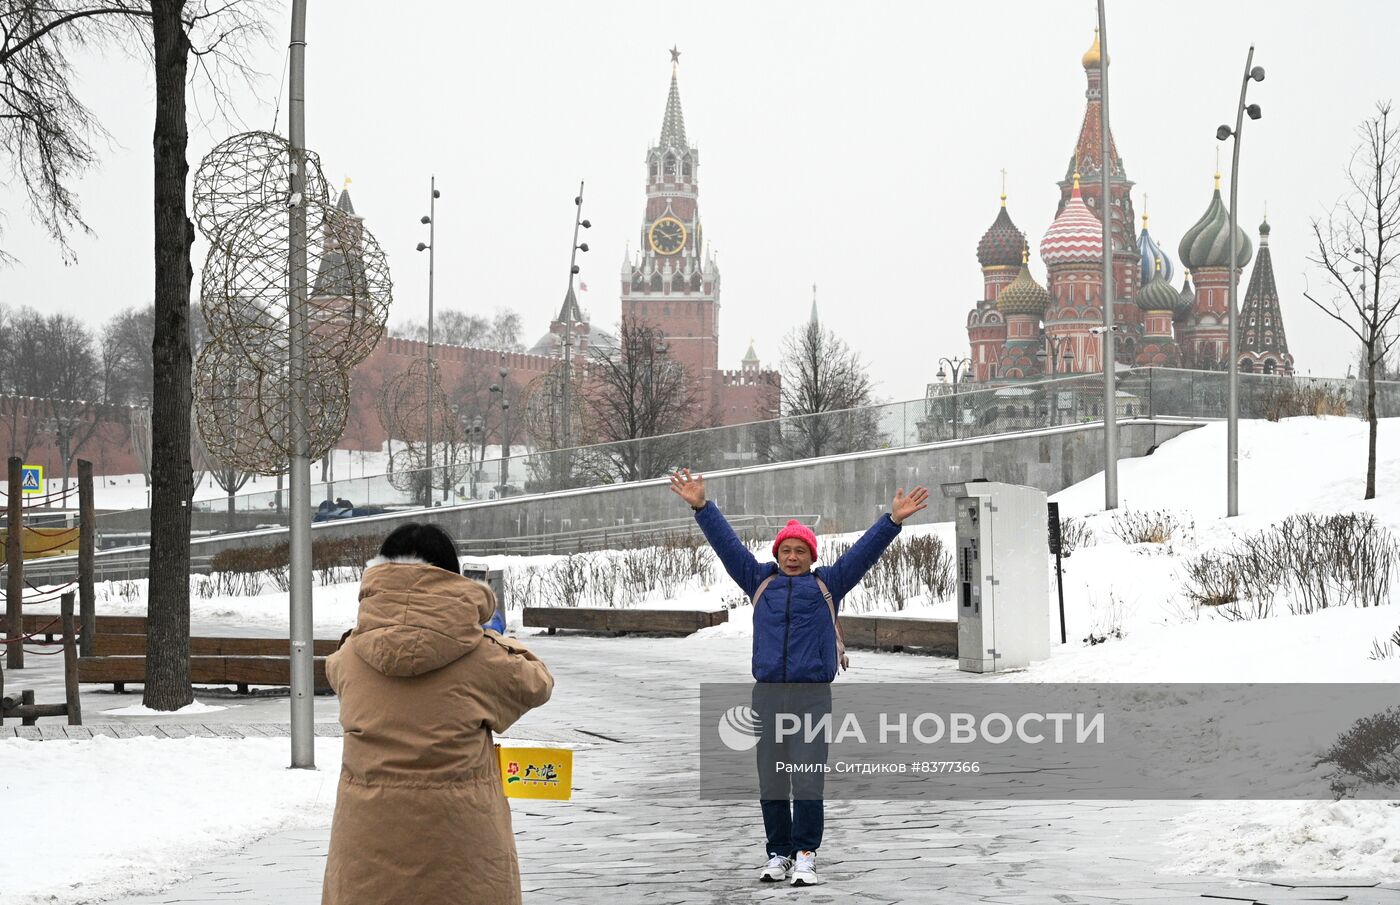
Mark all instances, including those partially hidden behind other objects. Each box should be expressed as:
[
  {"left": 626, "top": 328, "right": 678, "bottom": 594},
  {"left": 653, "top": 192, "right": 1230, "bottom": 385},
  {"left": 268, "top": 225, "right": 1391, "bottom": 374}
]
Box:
[{"left": 669, "top": 468, "right": 929, "bottom": 888}]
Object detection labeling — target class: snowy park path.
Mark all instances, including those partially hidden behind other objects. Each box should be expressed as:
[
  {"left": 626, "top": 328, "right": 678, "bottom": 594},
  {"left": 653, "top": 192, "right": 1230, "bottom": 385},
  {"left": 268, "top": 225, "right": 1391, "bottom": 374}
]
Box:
[{"left": 19, "top": 631, "right": 1393, "bottom": 905}]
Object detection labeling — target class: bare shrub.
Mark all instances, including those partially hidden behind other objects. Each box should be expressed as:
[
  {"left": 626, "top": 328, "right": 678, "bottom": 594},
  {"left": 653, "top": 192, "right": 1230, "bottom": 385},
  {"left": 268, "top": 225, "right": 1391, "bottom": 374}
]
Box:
[
  {"left": 1181, "top": 513, "right": 1400, "bottom": 621},
  {"left": 1111, "top": 510, "right": 1188, "bottom": 545},
  {"left": 1318, "top": 706, "right": 1400, "bottom": 800},
  {"left": 191, "top": 575, "right": 216, "bottom": 599},
  {"left": 1059, "top": 517, "right": 1093, "bottom": 557},
  {"left": 1368, "top": 625, "right": 1400, "bottom": 661},
  {"left": 1083, "top": 590, "right": 1129, "bottom": 645},
  {"left": 831, "top": 533, "right": 953, "bottom": 612},
  {"left": 1254, "top": 379, "right": 1350, "bottom": 421},
  {"left": 541, "top": 555, "right": 589, "bottom": 608}
]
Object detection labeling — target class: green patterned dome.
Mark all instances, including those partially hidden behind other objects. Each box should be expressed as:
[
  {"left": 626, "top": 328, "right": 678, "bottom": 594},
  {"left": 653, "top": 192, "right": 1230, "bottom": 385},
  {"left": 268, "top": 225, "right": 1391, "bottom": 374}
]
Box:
[
  {"left": 1178, "top": 175, "right": 1253, "bottom": 270},
  {"left": 1135, "top": 262, "right": 1179, "bottom": 313},
  {"left": 997, "top": 259, "right": 1050, "bottom": 316}
]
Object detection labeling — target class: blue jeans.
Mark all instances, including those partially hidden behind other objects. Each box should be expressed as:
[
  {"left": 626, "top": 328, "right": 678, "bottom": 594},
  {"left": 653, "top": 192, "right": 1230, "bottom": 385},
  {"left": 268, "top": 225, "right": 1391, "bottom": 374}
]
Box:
[{"left": 753, "top": 683, "right": 831, "bottom": 856}]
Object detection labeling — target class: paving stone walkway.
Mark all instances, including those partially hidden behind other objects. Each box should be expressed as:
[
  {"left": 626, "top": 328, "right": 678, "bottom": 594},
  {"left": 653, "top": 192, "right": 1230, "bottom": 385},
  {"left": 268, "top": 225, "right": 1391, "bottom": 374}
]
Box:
[{"left": 9, "top": 632, "right": 1400, "bottom": 904}]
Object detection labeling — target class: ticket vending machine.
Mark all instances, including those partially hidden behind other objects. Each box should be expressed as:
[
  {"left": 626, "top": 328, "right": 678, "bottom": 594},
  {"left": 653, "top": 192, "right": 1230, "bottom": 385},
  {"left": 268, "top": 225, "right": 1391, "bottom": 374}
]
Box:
[{"left": 942, "top": 481, "right": 1051, "bottom": 673}]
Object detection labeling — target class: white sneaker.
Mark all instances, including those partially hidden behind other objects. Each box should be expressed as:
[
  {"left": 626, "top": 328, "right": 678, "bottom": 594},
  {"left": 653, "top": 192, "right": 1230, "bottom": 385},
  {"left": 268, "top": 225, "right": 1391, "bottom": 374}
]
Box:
[
  {"left": 791, "top": 850, "right": 821, "bottom": 886},
  {"left": 758, "top": 853, "right": 793, "bottom": 882}
]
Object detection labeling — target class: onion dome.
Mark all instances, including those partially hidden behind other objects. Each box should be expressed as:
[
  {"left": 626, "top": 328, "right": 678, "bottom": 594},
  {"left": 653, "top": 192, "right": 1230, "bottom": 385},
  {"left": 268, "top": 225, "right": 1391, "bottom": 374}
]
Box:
[
  {"left": 1137, "top": 210, "right": 1174, "bottom": 284},
  {"left": 1135, "top": 257, "right": 1179, "bottom": 312},
  {"left": 1178, "top": 173, "right": 1253, "bottom": 270},
  {"left": 1082, "top": 28, "right": 1106, "bottom": 69},
  {"left": 976, "top": 195, "right": 1027, "bottom": 268},
  {"left": 996, "top": 251, "right": 1050, "bottom": 316},
  {"left": 1259, "top": 217, "right": 1271, "bottom": 238},
  {"left": 1040, "top": 173, "right": 1104, "bottom": 266},
  {"left": 1173, "top": 271, "right": 1196, "bottom": 321}
]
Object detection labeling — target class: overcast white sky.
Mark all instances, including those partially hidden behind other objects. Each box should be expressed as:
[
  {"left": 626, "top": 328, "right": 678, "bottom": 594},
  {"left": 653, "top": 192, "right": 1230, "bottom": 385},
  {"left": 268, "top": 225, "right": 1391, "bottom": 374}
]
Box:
[{"left": 1, "top": 0, "right": 1396, "bottom": 401}]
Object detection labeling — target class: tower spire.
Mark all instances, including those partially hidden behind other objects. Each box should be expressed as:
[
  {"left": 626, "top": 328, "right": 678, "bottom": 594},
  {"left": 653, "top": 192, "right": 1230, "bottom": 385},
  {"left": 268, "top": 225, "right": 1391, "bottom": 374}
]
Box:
[
  {"left": 810, "top": 283, "right": 819, "bottom": 326},
  {"left": 660, "top": 47, "right": 687, "bottom": 148}
]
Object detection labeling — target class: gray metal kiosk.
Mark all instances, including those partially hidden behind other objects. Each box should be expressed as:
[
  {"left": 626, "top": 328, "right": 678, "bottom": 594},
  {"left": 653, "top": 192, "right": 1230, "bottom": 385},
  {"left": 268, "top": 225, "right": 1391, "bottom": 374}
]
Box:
[{"left": 942, "top": 481, "right": 1051, "bottom": 673}]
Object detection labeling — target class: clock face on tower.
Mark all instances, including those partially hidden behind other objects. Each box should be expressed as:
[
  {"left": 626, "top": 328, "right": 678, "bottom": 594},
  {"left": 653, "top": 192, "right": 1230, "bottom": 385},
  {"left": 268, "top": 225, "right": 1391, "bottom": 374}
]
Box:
[{"left": 648, "top": 216, "right": 687, "bottom": 255}]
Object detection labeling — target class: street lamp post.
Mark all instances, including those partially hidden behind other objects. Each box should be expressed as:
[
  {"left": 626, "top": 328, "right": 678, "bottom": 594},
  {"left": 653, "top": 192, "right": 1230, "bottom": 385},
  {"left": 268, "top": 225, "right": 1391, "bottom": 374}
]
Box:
[
  {"left": 1216, "top": 47, "right": 1265, "bottom": 518},
  {"left": 1036, "top": 336, "right": 1075, "bottom": 426},
  {"left": 936, "top": 357, "right": 971, "bottom": 440},
  {"left": 415, "top": 178, "right": 441, "bottom": 507},
  {"left": 490, "top": 358, "right": 510, "bottom": 497},
  {"left": 561, "top": 183, "right": 592, "bottom": 461},
  {"left": 1095, "top": 0, "right": 1119, "bottom": 512}
]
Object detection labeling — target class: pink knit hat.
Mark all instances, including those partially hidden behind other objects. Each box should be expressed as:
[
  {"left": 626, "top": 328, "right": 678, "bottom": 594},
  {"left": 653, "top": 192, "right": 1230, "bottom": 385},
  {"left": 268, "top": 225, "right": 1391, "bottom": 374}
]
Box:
[{"left": 772, "top": 520, "right": 818, "bottom": 562}]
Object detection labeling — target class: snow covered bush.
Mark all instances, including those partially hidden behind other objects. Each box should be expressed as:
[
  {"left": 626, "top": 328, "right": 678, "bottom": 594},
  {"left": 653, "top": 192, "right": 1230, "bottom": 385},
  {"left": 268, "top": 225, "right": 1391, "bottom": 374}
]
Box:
[
  {"left": 1181, "top": 513, "right": 1400, "bottom": 620},
  {"left": 502, "top": 541, "right": 719, "bottom": 609},
  {"left": 1319, "top": 706, "right": 1400, "bottom": 800},
  {"left": 1110, "top": 509, "right": 1189, "bottom": 545}
]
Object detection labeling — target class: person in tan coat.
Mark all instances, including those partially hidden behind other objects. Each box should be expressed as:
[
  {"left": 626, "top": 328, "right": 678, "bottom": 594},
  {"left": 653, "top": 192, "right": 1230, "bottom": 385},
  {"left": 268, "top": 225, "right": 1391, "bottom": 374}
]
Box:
[{"left": 322, "top": 523, "right": 554, "bottom": 905}]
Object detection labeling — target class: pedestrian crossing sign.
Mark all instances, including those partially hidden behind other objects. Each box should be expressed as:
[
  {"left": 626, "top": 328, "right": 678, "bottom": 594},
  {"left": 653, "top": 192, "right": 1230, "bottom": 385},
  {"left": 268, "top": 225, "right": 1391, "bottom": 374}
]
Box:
[{"left": 20, "top": 465, "right": 43, "bottom": 496}]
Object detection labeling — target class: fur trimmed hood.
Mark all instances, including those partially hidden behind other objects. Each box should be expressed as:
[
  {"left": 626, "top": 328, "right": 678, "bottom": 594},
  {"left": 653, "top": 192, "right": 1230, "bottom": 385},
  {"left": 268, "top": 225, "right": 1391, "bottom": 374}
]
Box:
[{"left": 351, "top": 558, "right": 498, "bottom": 677}]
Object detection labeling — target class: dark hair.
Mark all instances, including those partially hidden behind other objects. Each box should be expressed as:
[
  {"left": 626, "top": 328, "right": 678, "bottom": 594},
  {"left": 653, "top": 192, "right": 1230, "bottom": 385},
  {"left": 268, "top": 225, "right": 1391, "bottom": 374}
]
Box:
[{"left": 377, "top": 523, "right": 460, "bottom": 575}]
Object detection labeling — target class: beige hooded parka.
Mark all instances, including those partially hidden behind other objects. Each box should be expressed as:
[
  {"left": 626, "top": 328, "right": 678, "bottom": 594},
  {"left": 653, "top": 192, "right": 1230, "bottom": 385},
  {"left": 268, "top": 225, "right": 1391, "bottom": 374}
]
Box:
[{"left": 321, "top": 558, "right": 554, "bottom": 905}]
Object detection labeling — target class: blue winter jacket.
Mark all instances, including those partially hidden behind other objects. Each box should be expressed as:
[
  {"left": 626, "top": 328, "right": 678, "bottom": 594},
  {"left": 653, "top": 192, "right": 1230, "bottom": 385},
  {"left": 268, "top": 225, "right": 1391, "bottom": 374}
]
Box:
[{"left": 694, "top": 502, "right": 902, "bottom": 683}]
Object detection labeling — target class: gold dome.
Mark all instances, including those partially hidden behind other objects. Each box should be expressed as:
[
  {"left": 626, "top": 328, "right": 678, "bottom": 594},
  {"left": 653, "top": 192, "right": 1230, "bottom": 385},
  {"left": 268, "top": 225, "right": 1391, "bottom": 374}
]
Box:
[{"left": 1082, "top": 28, "right": 1106, "bottom": 70}]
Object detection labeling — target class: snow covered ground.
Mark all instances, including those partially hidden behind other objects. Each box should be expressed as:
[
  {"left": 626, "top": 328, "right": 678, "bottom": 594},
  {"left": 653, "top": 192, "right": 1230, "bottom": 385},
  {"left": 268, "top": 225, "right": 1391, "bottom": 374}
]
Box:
[
  {"left": 12, "top": 416, "right": 1400, "bottom": 895},
  {"left": 1, "top": 737, "right": 341, "bottom": 905}
]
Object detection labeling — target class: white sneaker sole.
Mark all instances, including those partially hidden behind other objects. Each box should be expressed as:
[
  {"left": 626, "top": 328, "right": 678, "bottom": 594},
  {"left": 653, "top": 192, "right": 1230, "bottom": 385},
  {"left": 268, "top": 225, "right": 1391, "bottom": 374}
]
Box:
[
  {"left": 791, "top": 872, "right": 821, "bottom": 886},
  {"left": 759, "top": 870, "right": 789, "bottom": 882}
]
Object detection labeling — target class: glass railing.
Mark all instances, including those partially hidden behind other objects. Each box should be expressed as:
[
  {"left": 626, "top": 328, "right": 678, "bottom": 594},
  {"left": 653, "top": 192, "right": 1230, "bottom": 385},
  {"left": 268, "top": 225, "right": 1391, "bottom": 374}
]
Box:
[{"left": 88, "top": 367, "right": 1400, "bottom": 546}]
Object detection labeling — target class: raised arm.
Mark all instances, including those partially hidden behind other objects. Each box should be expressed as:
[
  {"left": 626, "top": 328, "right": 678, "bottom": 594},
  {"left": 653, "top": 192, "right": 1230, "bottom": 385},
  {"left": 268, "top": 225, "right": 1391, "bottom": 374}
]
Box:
[
  {"left": 670, "top": 468, "right": 771, "bottom": 597},
  {"left": 819, "top": 486, "right": 929, "bottom": 602}
]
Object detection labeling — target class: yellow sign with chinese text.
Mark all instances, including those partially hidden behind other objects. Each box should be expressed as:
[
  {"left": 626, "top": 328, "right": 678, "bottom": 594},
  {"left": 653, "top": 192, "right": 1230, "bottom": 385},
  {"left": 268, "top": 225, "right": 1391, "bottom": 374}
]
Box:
[{"left": 498, "top": 746, "right": 572, "bottom": 800}]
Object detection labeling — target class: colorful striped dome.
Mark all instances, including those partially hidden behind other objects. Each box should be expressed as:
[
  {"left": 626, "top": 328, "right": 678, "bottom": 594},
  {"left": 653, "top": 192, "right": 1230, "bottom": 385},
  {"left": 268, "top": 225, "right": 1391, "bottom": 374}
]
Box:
[
  {"left": 1040, "top": 175, "right": 1104, "bottom": 266},
  {"left": 1138, "top": 215, "right": 1174, "bottom": 285},
  {"left": 1135, "top": 260, "right": 1179, "bottom": 313},
  {"left": 996, "top": 258, "right": 1050, "bottom": 316},
  {"left": 976, "top": 200, "right": 1027, "bottom": 268},
  {"left": 1178, "top": 175, "right": 1253, "bottom": 270}
]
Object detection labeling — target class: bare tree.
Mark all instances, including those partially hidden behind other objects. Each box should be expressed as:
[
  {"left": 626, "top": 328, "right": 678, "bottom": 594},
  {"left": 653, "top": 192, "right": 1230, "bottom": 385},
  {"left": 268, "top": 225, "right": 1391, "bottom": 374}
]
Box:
[
  {"left": 1305, "top": 102, "right": 1400, "bottom": 500},
  {"left": 778, "top": 318, "right": 882, "bottom": 458},
  {"left": 35, "top": 312, "right": 103, "bottom": 489},
  {"left": 102, "top": 305, "right": 157, "bottom": 405},
  {"left": 391, "top": 306, "right": 527, "bottom": 351},
  {"left": 582, "top": 317, "right": 701, "bottom": 482}
]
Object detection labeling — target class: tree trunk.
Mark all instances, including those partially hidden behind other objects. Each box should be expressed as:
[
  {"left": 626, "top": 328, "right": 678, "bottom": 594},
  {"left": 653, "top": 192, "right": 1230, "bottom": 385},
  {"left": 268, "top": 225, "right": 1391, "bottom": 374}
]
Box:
[
  {"left": 144, "top": 0, "right": 194, "bottom": 711},
  {"left": 226, "top": 488, "right": 235, "bottom": 531},
  {"left": 1367, "top": 342, "right": 1378, "bottom": 500}
]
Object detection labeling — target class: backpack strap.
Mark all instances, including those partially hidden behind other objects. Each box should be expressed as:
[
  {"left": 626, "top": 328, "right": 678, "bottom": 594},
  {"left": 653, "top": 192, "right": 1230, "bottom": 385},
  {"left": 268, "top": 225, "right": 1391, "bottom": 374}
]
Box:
[
  {"left": 751, "top": 574, "right": 778, "bottom": 607},
  {"left": 815, "top": 577, "right": 850, "bottom": 673}
]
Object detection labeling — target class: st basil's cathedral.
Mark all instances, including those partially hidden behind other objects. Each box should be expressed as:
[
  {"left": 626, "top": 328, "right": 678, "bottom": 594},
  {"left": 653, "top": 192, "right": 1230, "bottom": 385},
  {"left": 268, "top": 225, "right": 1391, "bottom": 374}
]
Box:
[{"left": 966, "top": 31, "right": 1294, "bottom": 384}]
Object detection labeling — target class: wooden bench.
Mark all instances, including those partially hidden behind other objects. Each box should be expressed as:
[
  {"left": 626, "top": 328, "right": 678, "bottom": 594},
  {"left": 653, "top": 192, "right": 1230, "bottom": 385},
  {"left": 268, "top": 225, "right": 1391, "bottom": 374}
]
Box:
[
  {"left": 78, "top": 655, "right": 331, "bottom": 694},
  {"left": 523, "top": 606, "right": 728, "bottom": 636},
  {"left": 20, "top": 613, "right": 146, "bottom": 641},
  {"left": 839, "top": 614, "right": 958, "bottom": 654},
  {"left": 89, "top": 634, "right": 339, "bottom": 657}
]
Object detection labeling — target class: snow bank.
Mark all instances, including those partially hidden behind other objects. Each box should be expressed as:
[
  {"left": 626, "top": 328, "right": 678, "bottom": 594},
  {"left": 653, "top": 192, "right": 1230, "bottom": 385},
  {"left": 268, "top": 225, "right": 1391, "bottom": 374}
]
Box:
[
  {"left": 1, "top": 736, "right": 341, "bottom": 905},
  {"left": 1165, "top": 800, "right": 1400, "bottom": 880}
]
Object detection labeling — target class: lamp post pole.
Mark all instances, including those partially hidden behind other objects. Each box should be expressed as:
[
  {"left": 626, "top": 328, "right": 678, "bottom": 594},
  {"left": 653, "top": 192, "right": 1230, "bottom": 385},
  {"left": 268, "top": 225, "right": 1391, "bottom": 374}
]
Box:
[
  {"left": 1096, "top": 0, "right": 1118, "bottom": 512},
  {"left": 416, "top": 178, "right": 441, "bottom": 507},
  {"left": 561, "top": 182, "right": 591, "bottom": 460},
  {"left": 285, "top": 0, "right": 313, "bottom": 770},
  {"left": 937, "top": 357, "right": 970, "bottom": 440},
  {"left": 1217, "top": 46, "right": 1265, "bottom": 518}
]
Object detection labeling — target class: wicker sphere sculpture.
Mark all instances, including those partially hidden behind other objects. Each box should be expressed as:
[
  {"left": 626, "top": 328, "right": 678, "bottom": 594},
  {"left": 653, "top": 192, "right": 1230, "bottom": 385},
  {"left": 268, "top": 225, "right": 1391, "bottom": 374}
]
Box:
[
  {"left": 200, "top": 198, "right": 392, "bottom": 374},
  {"left": 193, "top": 131, "right": 329, "bottom": 243},
  {"left": 521, "top": 369, "right": 584, "bottom": 451},
  {"left": 193, "top": 337, "right": 350, "bottom": 476}
]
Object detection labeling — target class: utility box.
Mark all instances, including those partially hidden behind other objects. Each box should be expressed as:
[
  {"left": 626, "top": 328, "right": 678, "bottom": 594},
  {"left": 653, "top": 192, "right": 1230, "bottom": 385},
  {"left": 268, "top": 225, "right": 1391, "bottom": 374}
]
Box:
[{"left": 942, "top": 481, "right": 1051, "bottom": 673}]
